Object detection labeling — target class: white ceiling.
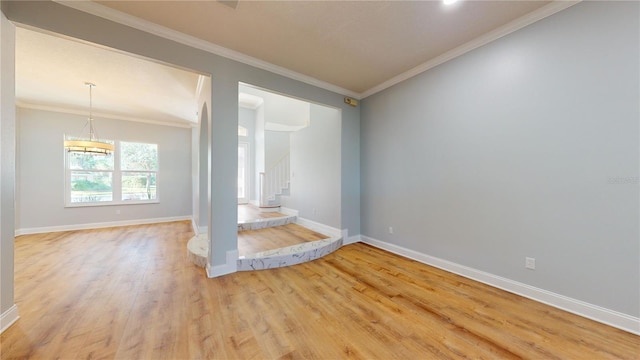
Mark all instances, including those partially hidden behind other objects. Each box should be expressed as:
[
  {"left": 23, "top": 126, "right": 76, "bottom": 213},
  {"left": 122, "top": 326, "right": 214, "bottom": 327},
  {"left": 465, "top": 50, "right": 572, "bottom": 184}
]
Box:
[
  {"left": 90, "top": 0, "right": 562, "bottom": 95},
  {"left": 15, "top": 1, "right": 577, "bottom": 127},
  {"left": 15, "top": 27, "right": 203, "bottom": 127},
  {"left": 240, "top": 83, "right": 310, "bottom": 132}
]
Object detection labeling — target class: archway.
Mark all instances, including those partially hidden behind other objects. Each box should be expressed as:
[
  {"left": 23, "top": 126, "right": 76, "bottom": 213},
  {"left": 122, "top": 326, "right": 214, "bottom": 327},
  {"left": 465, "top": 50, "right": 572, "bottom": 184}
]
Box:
[{"left": 196, "top": 103, "right": 210, "bottom": 234}]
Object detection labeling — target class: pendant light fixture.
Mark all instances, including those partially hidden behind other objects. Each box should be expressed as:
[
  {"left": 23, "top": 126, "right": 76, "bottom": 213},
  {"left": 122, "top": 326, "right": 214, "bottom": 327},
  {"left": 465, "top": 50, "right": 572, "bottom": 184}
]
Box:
[{"left": 64, "top": 82, "right": 114, "bottom": 155}]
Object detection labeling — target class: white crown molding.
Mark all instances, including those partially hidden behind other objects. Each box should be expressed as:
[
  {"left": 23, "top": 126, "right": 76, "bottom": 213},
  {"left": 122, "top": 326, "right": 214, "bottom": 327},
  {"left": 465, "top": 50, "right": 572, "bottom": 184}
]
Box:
[
  {"left": 360, "top": 235, "right": 640, "bottom": 336},
  {"left": 16, "top": 101, "right": 194, "bottom": 129},
  {"left": 360, "top": 1, "right": 581, "bottom": 98},
  {"left": 54, "top": 0, "right": 360, "bottom": 99},
  {"left": 55, "top": 0, "right": 578, "bottom": 100}
]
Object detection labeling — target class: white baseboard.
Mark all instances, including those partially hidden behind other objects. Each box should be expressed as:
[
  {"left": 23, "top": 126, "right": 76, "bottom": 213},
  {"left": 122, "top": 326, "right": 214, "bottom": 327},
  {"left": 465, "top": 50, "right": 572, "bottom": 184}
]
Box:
[
  {"left": 360, "top": 235, "right": 640, "bottom": 335},
  {"left": 191, "top": 220, "right": 208, "bottom": 236},
  {"left": 258, "top": 206, "right": 281, "bottom": 213},
  {"left": 279, "top": 207, "right": 299, "bottom": 217},
  {"left": 206, "top": 249, "right": 238, "bottom": 278},
  {"left": 344, "top": 234, "right": 361, "bottom": 245},
  {"left": 296, "top": 217, "right": 341, "bottom": 238},
  {"left": 15, "top": 216, "right": 192, "bottom": 236},
  {"left": 1, "top": 305, "right": 19, "bottom": 334},
  {"left": 249, "top": 200, "right": 260, "bottom": 207},
  {"left": 340, "top": 228, "right": 362, "bottom": 245}
]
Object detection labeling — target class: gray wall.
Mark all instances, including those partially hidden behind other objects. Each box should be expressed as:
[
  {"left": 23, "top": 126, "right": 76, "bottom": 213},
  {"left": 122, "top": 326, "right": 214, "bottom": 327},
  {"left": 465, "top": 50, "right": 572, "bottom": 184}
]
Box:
[
  {"left": 254, "top": 105, "right": 265, "bottom": 204},
  {"left": 16, "top": 107, "right": 192, "bottom": 230},
  {"left": 2, "top": 1, "right": 360, "bottom": 267},
  {"left": 197, "top": 104, "right": 209, "bottom": 230},
  {"left": 194, "top": 76, "right": 211, "bottom": 232},
  {"left": 239, "top": 107, "right": 256, "bottom": 202},
  {"left": 0, "top": 9, "right": 16, "bottom": 316},
  {"left": 264, "top": 130, "right": 290, "bottom": 170},
  {"left": 282, "top": 104, "right": 341, "bottom": 228},
  {"left": 361, "top": 1, "right": 639, "bottom": 316}
]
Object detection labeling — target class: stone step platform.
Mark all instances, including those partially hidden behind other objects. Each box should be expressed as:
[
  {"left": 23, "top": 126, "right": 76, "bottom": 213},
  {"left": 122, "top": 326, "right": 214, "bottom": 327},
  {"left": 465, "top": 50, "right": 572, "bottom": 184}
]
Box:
[{"left": 187, "top": 220, "right": 342, "bottom": 272}]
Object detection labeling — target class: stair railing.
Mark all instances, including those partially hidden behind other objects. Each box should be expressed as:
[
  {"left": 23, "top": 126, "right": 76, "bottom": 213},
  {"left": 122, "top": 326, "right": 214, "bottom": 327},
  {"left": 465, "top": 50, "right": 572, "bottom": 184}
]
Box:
[{"left": 259, "top": 152, "right": 290, "bottom": 207}]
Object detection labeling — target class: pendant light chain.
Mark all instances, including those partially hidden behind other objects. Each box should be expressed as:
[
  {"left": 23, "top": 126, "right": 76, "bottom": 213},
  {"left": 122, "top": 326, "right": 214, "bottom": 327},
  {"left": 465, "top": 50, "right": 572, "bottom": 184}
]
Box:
[
  {"left": 87, "top": 82, "right": 97, "bottom": 141},
  {"left": 63, "top": 82, "right": 114, "bottom": 155}
]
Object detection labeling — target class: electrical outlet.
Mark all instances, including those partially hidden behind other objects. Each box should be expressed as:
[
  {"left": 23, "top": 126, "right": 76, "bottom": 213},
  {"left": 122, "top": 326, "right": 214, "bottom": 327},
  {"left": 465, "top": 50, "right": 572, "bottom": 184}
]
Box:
[
  {"left": 388, "top": 227, "right": 394, "bottom": 234},
  {"left": 116, "top": 209, "right": 121, "bottom": 215},
  {"left": 525, "top": 257, "right": 536, "bottom": 270}
]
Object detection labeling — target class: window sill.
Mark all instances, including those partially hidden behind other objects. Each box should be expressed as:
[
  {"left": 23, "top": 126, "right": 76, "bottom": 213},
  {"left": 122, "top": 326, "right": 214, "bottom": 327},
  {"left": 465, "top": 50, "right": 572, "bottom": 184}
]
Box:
[{"left": 65, "top": 200, "right": 160, "bottom": 208}]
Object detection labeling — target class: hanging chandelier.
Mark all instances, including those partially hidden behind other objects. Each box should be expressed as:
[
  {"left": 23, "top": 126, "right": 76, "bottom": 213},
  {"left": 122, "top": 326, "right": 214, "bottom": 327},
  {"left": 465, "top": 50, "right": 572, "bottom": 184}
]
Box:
[{"left": 64, "top": 82, "right": 114, "bottom": 155}]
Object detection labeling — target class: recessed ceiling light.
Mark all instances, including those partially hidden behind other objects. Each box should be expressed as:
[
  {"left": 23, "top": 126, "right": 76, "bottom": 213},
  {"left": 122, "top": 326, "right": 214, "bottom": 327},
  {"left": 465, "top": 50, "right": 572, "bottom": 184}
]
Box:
[{"left": 443, "top": 0, "right": 459, "bottom": 5}]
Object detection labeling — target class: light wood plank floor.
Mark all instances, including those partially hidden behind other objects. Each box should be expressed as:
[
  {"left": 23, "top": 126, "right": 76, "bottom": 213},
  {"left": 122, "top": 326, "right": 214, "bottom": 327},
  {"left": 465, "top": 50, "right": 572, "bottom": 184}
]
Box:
[
  {"left": 238, "top": 204, "right": 285, "bottom": 223},
  {"left": 238, "top": 223, "right": 328, "bottom": 256},
  {"left": 2, "top": 221, "right": 638, "bottom": 359}
]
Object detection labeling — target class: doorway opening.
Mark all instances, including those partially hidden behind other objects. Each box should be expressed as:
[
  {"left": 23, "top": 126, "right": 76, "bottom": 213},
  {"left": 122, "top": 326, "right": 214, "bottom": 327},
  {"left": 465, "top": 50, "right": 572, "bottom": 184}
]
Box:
[{"left": 236, "top": 82, "right": 342, "bottom": 261}]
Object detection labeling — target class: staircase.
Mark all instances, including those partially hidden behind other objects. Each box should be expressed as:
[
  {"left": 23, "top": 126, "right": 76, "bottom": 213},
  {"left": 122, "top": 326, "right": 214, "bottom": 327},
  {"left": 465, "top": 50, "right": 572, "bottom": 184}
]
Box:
[{"left": 260, "top": 153, "right": 290, "bottom": 207}]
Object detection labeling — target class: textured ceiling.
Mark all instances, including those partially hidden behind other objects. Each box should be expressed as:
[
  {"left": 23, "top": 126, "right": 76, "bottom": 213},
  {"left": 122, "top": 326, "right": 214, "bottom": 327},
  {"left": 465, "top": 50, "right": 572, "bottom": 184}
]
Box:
[
  {"left": 14, "top": 0, "right": 571, "bottom": 126},
  {"left": 15, "top": 27, "right": 202, "bottom": 126},
  {"left": 95, "top": 0, "right": 551, "bottom": 94}
]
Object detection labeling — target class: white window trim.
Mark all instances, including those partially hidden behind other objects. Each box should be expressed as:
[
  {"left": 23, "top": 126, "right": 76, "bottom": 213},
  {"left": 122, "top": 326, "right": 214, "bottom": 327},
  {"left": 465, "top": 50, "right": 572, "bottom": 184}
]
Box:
[{"left": 64, "top": 140, "right": 159, "bottom": 207}]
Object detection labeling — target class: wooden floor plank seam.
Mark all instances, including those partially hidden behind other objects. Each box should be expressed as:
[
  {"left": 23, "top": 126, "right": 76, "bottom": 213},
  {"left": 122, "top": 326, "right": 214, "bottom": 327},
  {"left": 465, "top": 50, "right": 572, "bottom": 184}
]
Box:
[{"left": 1, "top": 221, "right": 638, "bottom": 359}]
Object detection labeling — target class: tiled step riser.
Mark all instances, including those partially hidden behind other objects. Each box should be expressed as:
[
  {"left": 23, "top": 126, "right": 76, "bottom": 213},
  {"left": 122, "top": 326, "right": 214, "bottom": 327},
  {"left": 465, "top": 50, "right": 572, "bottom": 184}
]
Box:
[
  {"left": 187, "top": 232, "right": 343, "bottom": 271},
  {"left": 187, "top": 216, "right": 342, "bottom": 271},
  {"left": 189, "top": 216, "right": 298, "bottom": 269},
  {"left": 187, "top": 233, "right": 208, "bottom": 268},
  {"left": 238, "top": 215, "right": 296, "bottom": 232},
  {"left": 237, "top": 237, "right": 342, "bottom": 271}
]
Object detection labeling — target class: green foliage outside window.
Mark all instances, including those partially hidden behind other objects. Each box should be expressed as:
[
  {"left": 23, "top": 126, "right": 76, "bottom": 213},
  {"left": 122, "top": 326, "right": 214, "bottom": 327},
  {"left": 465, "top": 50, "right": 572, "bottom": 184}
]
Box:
[
  {"left": 121, "top": 142, "right": 158, "bottom": 201},
  {"left": 67, "top": 140, "right": 158, "bottom": 204},
  {"left": 121, "top": 142, "right": 158, "bottom": 171},
  {"left": 71, "top": 179, "right": 111, "bottom": 191}
]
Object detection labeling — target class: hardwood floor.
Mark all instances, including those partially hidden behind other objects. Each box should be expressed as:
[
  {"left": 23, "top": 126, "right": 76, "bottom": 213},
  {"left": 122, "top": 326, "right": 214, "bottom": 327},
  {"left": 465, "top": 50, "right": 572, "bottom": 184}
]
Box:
[
  {"left": 238, "top": 204, "right": 285, "bottom": 223},
  {"left": 2, "top": 221, "right": 638, "bottom": 359},
  {"left": 238, "top": 223, "right": 328, "bottom": 256}
]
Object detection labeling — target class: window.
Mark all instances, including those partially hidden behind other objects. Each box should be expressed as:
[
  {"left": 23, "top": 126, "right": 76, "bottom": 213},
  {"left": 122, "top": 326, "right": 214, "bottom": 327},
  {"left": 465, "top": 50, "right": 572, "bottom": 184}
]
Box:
[
  {"left": 68, "top": 149, "right": 114, "bottom": 203},
  {"left": 238, "top": 125, "right": 248, "bottom": 137},
  {"left": 66, "top": 140, "right": 158, "bottom": 206},
  {"left": 121, "top": 142, "right": 158, "bottom": 201}
]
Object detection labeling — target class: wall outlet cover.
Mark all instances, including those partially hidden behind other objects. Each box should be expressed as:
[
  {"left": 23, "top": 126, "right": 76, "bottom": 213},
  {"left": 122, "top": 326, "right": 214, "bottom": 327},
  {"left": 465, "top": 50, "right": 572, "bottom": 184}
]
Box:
[{"left": 525, "top": 257, "right": 536, "bottom": 270}]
